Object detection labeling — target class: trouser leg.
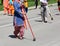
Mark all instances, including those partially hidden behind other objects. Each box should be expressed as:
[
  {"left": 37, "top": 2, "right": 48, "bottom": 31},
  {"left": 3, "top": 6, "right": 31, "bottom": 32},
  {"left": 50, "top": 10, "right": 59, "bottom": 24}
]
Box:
[
  {"left": 19, "top": 26, "right": 24, "bottom": 39},
  {"left": 14, "top": 26, "right": 20, "bottom": 37},
  {"left": 35, "top": 0, "right": 38, "bottom": 8},
  {"left": 4, "top": 7, "right": 7, "bottom": 15},
  {"left": 43, "top": 6, "right": 46, "bottom": 21},
  {"left": 41, "top": 6, "right": 46, "bottom": 22},
  {"left": 19, "top": 26, "right": 24, "bottom": 37}
]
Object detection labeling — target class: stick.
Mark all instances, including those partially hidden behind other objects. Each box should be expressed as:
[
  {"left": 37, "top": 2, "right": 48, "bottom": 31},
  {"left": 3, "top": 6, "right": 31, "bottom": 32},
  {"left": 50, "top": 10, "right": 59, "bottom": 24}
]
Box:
[
  {"left": 25, "top": 14, "right": 36, "bottom": 41},
  {"left": 22, "top": 7, "right": 36, "bottom": 41},
  {"left": 46, "top": 5, "right": 53, "bottom": 20},
  {"left": 49, "top": 13, "right": 53, "bottom": 20}
]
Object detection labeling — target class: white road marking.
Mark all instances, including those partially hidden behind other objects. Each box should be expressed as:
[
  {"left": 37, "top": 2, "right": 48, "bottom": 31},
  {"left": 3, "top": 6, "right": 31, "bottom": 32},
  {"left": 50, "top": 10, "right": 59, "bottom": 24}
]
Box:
[
  {"left": 0, "top": 23, "right": 13, "bottom": 28},
  {"left": 0, "top": 17, "right": 41, "bottom": 28}
]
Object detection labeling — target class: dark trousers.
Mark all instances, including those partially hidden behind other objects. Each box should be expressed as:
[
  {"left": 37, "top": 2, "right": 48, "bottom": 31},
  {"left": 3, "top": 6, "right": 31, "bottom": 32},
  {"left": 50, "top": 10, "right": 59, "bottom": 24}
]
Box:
[
  {"left": 35, "top": 0, "right": 38, "bottom": 8},
  {"left": 41, "top": 2, "right": 47, "bottom": 21},
  {"left": 14, "top": 26, "right": 24, "bottom": 37},
  {"left": 25, "top": 7, "right": 28, "bottom": 13}
]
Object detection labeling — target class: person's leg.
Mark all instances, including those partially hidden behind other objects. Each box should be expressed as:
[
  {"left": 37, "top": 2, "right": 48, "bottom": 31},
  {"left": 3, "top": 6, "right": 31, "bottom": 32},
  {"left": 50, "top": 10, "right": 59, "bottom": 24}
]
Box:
[
  {"left": 19, "top": 26, "right": 24, "bottom": 39},
  {"left": 4, "top": 7, "right": 7, "bottom": 15},
  {"left": 43, "top": 6, "right": 47, "bottom": 23},
  {"left": 8, "top": 5, "right": 11, "bottom": 15},
  {"left": 8, "top": 9, "right": 11, "bottom": 15},
  {"left": 58, "top": 6, "right": 60, "bottom": 11},
  {"left": 40, "top": 2, "right": 47, "bottom": 23},
  {"left": 25, "top": 8, "right": 28, "bottom": 13},
  {"left": 40, "top": 3, "right": 43, "bottom": 21},
  {"left": 58, "top": 1, "right": 60, "bottom": 12},
  {"left": 11, "top": 5, "right": 14, "bottom": 16},
  {"left": 14, "top": 26, "right": 20, "bottom": 37},
  {"left": 35, "top": 0, "right": 38, "bottom": 9},
  {"left": 41, "top": 6, "right": 46, "bottom": 22},
  {"left": 11, "top": 9, "right": 14, "bottom": 16}
]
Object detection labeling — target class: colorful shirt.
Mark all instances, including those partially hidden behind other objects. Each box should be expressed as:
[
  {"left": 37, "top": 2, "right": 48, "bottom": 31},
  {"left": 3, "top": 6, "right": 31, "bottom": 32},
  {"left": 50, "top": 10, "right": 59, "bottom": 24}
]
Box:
[
  {"left": 24, "top": 1, "right": 28, "bottom": 8},
  {"left": 3, "top": 0, "right": 9, "bottom": 7}
]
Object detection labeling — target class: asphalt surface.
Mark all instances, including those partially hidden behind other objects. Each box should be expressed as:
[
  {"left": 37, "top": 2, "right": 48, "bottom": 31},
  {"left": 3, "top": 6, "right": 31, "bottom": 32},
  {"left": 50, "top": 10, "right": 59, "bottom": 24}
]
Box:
[{"left": 0, "top": 3, "right": 60, "bottom": 46}]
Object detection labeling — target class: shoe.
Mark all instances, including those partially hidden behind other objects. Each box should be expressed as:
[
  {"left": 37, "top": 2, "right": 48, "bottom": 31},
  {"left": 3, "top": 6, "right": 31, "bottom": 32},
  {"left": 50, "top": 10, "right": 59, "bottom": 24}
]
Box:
[
  {"left": 18, "top": 37, "right": 24, "bottom": 40},
  {"left": 3, "top": 13, "right": 6, "bottom": 15},
  {"left": 13, "top": 35, "right": 18, "bottom": 38},
  {"left": 11, "top": 15, "right": 13, "bottom": 16},
  {"left": 20, "top": 37, "right": 23, "bottom": 40},
  {"left": 44, "top": 21, "right": 47, "bottom": 23},
  {"left": 18, "top": 36, "right": 24, "bottom": 40},
  {"left": 51, "top": 18, "right": 53, "bottom": 20}
]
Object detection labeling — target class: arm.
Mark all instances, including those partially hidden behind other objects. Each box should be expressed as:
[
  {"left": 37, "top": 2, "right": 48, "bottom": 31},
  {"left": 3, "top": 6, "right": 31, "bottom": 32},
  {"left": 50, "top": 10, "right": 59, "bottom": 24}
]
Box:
[{"left": 13, "top": 2, "right": 22, "bottom": 14}]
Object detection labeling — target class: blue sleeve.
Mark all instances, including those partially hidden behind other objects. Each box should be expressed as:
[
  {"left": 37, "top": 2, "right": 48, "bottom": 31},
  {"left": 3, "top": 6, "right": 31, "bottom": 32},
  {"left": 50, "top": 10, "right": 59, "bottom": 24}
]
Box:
[{"left": 13, "top": 2, "right": 21, "bottom": 13}]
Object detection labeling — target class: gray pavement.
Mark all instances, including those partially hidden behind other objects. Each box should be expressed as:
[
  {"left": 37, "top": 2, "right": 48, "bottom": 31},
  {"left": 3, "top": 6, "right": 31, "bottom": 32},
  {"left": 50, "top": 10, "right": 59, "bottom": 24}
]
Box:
[{"left": 0, "top": 3, "right": 60, "bottom": 46}]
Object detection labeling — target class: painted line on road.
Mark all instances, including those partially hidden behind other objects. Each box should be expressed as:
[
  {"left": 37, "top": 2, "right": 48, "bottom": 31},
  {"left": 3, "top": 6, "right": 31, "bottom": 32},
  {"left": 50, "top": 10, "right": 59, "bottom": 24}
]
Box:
[
  {"left": 0, "top": 23, "right": 13, "bottom": 28},
  {"left": 0, "top": 17, "right": 41, "bottom": 28}
]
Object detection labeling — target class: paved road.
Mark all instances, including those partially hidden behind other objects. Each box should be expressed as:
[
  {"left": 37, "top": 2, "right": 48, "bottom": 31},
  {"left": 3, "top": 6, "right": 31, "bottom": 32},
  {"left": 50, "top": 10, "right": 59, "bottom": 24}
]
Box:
[{"left": 0, "top": 3, "right": 60, "bottom": 46}]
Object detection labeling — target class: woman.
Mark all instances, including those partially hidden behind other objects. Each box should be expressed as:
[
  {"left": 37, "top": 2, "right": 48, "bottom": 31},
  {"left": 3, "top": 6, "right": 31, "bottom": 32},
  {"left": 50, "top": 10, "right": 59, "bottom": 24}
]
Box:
[{"left": 13, "top": 0, "right": 26, "bottom": 40}]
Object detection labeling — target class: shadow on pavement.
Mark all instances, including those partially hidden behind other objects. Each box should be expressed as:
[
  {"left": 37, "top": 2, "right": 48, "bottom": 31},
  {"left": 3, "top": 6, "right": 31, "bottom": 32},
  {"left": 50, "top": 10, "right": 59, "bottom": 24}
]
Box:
[
  {"left": 8, "top": 35, "right": 33, "bottom": 41},
  {"left": 35, "top": 20, "right": 53, "bottom": 24},
  {"left": 35, "top": 20, "right": 42, "bottom": 22},
  {"left": 38, "top": 14, "right": 41, "bottom": 15},
  {"left": 55, "top": 13, "right": 60, "bottom": 15},
  {"left": 9, "top": 35, "right": 17, "bottom": 38}
]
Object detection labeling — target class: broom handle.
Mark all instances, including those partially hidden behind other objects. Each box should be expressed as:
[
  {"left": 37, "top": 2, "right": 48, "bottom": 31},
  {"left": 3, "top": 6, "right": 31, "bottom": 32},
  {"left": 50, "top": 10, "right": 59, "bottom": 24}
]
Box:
[{"left": 22, "top": 7, "right": 35, "bottom": 38}]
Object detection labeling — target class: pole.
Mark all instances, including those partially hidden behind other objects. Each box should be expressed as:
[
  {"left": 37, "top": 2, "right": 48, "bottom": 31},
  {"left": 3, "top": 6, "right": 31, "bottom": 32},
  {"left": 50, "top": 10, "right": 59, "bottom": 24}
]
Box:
[{"left": 22, "top": 6, "right": 36, "bottom": 41}]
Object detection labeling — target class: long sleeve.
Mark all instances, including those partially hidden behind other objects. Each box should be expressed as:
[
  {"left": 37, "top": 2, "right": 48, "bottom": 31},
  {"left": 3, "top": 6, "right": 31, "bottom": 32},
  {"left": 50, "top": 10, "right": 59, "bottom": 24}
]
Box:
[{"left": 13, "top": 1, "right": 21, "bottom": 14}]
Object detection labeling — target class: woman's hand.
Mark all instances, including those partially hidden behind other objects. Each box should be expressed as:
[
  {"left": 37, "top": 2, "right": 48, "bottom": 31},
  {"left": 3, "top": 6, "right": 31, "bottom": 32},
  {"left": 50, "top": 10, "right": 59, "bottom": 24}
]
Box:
[{"left": 21, "top": 12, "right": 26, "bottom": 15}]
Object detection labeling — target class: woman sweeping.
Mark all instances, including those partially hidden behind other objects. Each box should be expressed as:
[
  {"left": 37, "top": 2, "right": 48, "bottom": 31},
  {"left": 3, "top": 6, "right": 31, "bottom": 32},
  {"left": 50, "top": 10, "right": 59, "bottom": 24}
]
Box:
[{"left": 13, "top": 0, "right": 26, "bottom": 40}]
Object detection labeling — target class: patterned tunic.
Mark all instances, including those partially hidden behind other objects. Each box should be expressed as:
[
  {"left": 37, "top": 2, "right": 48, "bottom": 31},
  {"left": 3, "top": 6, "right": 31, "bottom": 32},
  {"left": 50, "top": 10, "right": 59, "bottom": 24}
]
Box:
[{"left": 13, "top": 1, "right": 24, "bottom": 26}]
